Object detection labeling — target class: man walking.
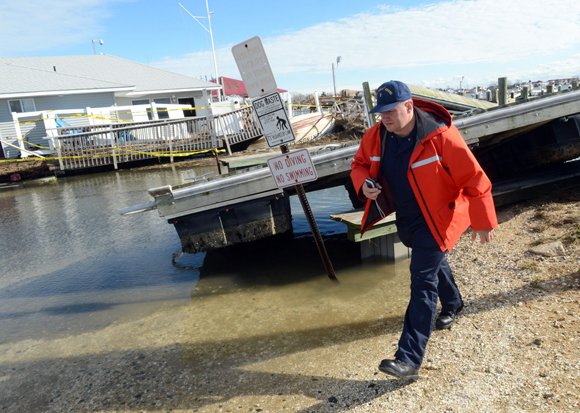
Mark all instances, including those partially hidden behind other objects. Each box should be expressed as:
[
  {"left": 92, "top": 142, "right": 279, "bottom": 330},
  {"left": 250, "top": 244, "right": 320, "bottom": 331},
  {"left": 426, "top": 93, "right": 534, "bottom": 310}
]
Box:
[{"left": 350, "top": 80, "right": 498, "bottom": 379}]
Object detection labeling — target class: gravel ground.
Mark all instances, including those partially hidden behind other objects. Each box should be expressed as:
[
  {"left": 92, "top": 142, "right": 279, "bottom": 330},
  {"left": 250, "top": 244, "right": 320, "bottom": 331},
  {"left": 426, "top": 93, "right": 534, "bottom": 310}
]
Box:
[{"left": 0, "top": 184, "right": 578, "bottom": 413}]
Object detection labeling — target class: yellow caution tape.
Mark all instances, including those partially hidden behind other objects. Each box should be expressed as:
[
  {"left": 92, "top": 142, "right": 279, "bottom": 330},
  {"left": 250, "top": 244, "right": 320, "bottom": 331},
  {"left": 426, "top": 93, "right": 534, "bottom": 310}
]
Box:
[
  {"left": 15, "top": 102, "right": 335, "bottom": 125},
  {"left": 0, "top": 147, "right": 225, "bottom": 164}
]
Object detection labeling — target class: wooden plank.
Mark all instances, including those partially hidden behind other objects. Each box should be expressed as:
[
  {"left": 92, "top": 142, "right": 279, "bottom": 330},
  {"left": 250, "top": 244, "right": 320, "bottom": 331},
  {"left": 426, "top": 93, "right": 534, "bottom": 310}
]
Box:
[
  {"left": 222, "top": 153, "right": 273, "bottom": 169},
  {"left": 330, "top": 210, "right": 396, "bottom": 226},
  {"left": 330, "top": 210, "right": 397, "bottom": 242},
  {"left": 331, "top": 209, "right": 409, "bottom": 260},
  {"left": 353, "top": 222, "right": 397, "bottom": 242}
]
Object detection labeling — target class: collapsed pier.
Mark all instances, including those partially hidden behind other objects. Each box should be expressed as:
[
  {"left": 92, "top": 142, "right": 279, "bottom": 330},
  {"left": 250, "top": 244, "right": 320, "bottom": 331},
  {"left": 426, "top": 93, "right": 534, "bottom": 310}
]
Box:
[{"left": 121, "top": 89, "right": 580, "bottom": 254}]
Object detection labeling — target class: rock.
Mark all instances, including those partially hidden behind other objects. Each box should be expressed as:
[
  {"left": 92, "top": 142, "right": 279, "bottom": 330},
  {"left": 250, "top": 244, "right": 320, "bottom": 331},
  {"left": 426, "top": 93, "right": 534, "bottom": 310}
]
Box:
[
  {"left": 539, "top": 369, "right": 548, "bottom": 378},
  {"left": 529, "top": 241, "right": 565, "bottom": 257}
]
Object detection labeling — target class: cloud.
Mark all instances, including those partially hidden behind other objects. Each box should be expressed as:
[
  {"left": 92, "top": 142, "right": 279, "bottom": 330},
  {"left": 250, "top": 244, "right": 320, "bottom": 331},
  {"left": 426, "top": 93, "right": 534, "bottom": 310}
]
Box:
[
  {"left": 151, "top": 0, "right": 580, "bottom": 92},
  {"left": 511, "top": 52, "right": 580, "bottom": 81},
  {"left": 0, "top": 0, "right": 121, "bottom": 54},
  {"left": 3, "top": 0, "right": 576, "bottom": 92}
]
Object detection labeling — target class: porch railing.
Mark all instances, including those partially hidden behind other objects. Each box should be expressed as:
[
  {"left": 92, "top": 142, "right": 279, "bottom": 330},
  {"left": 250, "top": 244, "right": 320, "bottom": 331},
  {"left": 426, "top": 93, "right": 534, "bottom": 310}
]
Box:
[{"left": 51, "top": 106, "right": 262, "bottom": 171}]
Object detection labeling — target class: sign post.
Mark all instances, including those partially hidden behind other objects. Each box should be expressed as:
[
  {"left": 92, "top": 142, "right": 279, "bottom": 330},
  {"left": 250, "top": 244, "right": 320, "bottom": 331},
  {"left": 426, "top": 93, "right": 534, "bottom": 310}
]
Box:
[
  {"left": 278, "top": 144, "right": 337, "bottom": 281},
  {"left": 232, "top": 36, "right": 337, "bottom": 282}
]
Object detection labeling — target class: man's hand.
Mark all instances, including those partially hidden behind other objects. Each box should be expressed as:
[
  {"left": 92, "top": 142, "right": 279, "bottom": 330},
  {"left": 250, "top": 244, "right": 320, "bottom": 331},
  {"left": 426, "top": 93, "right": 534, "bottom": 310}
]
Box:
[
  {"left": 362, "top": 181, "right": 382, "bottom": 200},
  {"left": 472, "top": 229, "right": 495, "bottom": 244}
]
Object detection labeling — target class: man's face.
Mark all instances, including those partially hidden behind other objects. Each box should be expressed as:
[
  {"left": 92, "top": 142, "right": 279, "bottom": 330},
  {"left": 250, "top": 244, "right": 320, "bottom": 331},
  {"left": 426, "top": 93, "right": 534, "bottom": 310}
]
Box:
[{"left": 379, "top": 100, "right": 414, "bottom": 136}]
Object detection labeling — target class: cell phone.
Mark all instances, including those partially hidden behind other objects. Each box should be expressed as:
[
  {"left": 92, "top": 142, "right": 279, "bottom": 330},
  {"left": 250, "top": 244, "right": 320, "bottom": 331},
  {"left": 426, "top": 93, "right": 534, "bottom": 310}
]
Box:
[{"left": 365, "top": 178, "right": 377, "bottom": 189}]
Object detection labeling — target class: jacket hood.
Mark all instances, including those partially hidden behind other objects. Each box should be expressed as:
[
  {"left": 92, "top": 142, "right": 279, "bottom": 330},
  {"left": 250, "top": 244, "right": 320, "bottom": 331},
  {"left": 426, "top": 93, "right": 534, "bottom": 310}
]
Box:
[
  {"left": 412, "top": 98, "right": 452, "bottom": 145},
  {"left": 413, "top": 98, "right": 452, "bottom": 126}
]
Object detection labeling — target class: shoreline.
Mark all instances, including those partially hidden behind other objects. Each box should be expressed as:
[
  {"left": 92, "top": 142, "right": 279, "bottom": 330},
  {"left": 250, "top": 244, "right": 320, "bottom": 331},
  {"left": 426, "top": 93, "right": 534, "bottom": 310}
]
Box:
[{"left": 0, "top": 183, "right": 577, "bottom": 412}]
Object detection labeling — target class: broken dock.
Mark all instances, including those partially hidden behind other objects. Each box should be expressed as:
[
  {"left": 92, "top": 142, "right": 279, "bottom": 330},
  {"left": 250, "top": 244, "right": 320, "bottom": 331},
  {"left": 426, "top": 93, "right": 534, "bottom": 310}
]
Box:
[{"left": 121, "top": 89, "right": 580, "bottom": 257}]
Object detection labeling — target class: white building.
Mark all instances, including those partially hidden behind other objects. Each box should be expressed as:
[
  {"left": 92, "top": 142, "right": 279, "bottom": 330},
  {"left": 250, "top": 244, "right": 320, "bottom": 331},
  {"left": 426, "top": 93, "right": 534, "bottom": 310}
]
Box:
[{"left": 0, "top": 55, "right": 221, "bottom": 158}]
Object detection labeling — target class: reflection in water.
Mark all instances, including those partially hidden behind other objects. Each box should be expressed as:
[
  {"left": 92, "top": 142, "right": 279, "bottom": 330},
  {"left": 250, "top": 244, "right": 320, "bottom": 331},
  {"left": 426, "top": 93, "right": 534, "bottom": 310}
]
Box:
[{"left": 0, "top": 165, "right": 408, "bottom": 345}]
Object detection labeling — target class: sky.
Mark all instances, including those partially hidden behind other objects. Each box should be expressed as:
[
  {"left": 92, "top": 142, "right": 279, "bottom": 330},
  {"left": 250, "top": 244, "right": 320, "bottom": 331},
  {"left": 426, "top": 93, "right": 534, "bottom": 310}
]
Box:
[{"left": 1, "top": 0, "right": 579, "bottom": 94}]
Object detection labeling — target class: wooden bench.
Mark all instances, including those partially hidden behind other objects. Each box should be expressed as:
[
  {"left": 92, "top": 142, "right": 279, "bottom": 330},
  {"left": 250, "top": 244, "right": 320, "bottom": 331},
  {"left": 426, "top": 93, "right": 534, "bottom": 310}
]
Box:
[{"left": 330, "top": 210, "right": 410, "bottom": 261}]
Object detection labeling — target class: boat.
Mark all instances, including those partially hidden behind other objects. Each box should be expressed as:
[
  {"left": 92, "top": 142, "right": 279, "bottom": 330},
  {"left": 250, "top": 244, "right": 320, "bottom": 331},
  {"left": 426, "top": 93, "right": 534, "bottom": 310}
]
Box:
[
  {"left": 290, "top": 111, "right": 335, "bottom": 143},
  {"left": 242, "top": 110, "right": 336, "bottom": 152}
]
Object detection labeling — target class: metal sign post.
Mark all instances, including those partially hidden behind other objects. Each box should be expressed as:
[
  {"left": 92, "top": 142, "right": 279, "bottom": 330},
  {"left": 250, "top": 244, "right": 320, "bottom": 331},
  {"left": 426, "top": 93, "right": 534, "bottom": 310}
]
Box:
[
  {"left": 279, "top": 144, "right": 337, "bottom": 281},
  {"left": 232, "top": 36, "right": 337, "bottom": 282}
]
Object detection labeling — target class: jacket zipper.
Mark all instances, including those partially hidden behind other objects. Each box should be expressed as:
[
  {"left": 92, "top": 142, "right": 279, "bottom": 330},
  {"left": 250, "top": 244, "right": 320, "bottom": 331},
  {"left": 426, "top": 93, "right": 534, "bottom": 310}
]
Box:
[{"left": 410, "top": 167, "right": 448, "bottom": 251}]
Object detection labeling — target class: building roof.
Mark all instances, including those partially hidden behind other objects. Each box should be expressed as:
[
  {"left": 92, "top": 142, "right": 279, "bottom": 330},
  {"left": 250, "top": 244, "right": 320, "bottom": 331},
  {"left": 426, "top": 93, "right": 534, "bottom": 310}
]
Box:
[
  {"left": 220, "top": 77, "right": 249, "bottom": 97},
  {"left": 0, "top": 55, "right": 221, "bottom": 99}
]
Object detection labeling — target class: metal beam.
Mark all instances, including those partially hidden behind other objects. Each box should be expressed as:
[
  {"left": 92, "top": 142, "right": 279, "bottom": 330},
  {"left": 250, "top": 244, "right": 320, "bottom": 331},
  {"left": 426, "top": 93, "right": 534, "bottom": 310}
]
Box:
[{"left": 455, "top": 90, "right": 580, "bottom": 145}]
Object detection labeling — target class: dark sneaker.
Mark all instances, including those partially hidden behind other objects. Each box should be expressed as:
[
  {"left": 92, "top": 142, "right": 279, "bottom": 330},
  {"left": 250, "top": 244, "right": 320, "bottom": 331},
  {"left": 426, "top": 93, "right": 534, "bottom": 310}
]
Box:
[
  {"left": 436, "top": 303, "right": 464, "bottom": 330},
  {"left": 378, "top": 359, "right": 419, "bottom": 379}
]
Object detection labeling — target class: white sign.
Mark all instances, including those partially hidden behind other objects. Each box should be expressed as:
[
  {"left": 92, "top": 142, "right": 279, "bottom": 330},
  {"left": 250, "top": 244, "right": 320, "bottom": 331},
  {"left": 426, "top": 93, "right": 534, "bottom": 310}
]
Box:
[
  {"left": 252, "top": 92, "right": 295, "bottom": 147},
  {"left": 231, "top": 36, "right": 278, "bottom": 98},
  {"left": 267, "top": 149, "right": 318, "bottom": 188}
]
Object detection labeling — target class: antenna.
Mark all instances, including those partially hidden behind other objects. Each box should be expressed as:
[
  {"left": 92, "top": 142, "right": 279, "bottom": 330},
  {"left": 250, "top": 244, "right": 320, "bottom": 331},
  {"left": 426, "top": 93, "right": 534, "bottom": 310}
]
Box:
[{"left": 179, "top": 1, "right": 221, "bottom": 100}]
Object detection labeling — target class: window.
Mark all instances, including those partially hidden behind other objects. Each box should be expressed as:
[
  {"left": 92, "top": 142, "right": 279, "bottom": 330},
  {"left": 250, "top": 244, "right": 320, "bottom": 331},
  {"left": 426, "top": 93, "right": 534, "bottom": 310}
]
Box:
[
  {"left": 8, "top": 98, "right": 36, "bottom": 113},
  {"left": 154, "top": 98, "right": 171, "bottom": 119},
  {"left": 132, "top": 99, "right": 152, "bottom": 120},
  {"left": 131, "top": 99, "right": 149, "bottom": 106},
  {"left": 131, "top": 98, "right": 171, "bottom": 119}
]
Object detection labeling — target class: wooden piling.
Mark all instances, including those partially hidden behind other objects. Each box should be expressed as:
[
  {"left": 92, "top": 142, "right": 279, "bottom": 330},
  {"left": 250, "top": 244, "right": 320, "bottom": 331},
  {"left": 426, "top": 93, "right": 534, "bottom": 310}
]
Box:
[
  {"left": 498, "top": 77, "right": 508, "bottom": 106},
  {"left": 521, "top": 85, "right": 529, "bottom": 101},
  {"left": 362, "top": 82, "right": 376, "bottom": 127}
]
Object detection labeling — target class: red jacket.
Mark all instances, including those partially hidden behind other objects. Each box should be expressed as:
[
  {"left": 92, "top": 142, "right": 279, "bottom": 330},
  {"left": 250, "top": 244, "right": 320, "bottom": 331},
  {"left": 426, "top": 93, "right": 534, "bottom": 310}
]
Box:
[{"left": 351, "top": 98, "right": 498, "bottom": 252}]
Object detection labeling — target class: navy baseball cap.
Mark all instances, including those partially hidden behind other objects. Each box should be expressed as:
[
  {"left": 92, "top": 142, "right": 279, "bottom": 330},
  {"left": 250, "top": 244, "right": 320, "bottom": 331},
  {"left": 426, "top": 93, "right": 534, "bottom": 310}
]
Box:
[{"left": 369, "top": 80, "right": 412, "bottom": 113}]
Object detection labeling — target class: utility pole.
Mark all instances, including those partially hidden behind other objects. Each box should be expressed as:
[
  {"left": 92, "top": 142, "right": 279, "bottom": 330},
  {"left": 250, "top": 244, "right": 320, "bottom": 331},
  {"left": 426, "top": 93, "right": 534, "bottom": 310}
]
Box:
[
  {"left": 179, "top": 1, "right": 221, "bottom": 100},
  {"left": 332, "top": 56, "right": 341, "bottom": 99}
]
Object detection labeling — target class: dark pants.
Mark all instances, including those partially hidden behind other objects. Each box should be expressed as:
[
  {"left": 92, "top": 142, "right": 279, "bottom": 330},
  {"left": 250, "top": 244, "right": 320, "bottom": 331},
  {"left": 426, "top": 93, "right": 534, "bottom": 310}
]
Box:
[{"left": 394, "top": 245, "right": 463, "bottom": 369}]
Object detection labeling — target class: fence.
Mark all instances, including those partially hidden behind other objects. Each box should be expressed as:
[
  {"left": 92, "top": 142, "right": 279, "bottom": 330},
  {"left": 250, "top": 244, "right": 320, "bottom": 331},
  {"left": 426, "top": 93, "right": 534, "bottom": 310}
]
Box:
[{"left": 50, "top": 105, "right": 262, "bottom": 171}]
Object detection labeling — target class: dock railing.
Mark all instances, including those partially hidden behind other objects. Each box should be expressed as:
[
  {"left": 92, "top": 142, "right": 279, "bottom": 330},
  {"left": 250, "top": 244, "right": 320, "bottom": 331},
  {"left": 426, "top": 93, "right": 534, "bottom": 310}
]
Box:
[
  {"left": 213, "top": 106, "right": 262, "bottom": 154},
  {"left": 49, "top": 105, "right": 263, "bottom": 171}
]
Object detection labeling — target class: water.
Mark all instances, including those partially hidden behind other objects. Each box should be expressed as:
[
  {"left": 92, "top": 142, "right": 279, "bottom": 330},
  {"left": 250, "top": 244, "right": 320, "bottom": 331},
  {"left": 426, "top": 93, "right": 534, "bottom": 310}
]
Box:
[{"left": 0, "top": 165, "right": 408, "bottom": 345}]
